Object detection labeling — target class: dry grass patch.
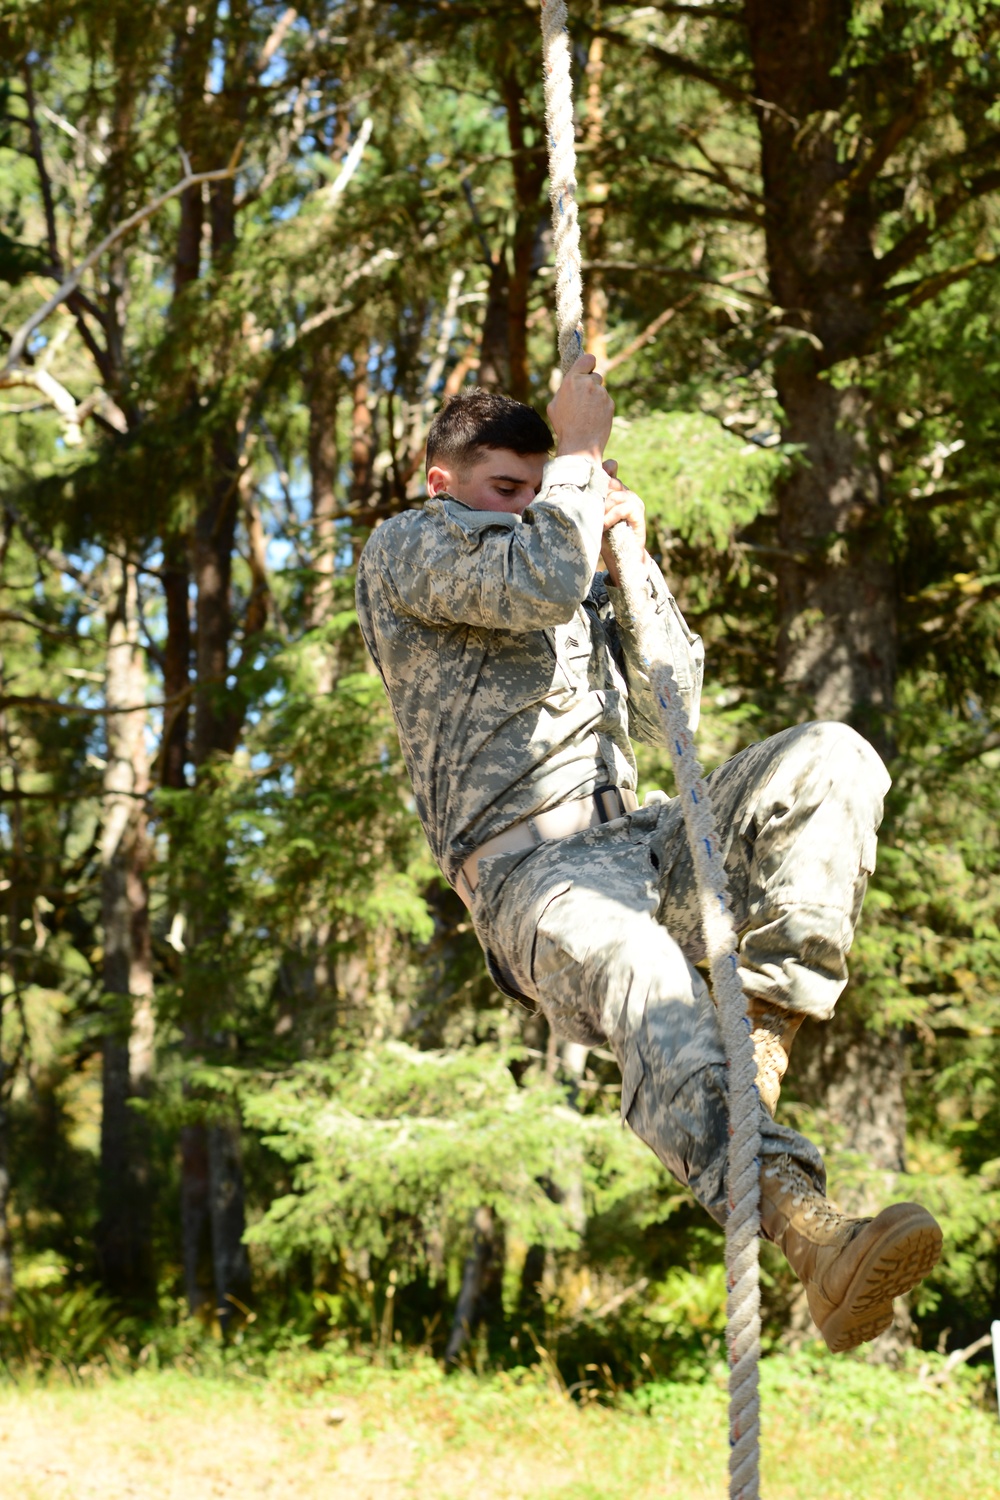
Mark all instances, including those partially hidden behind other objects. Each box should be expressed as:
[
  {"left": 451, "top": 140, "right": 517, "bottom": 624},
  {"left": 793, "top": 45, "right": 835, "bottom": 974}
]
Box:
[{"left": 0, "top": 1354, "right": 997, "bottom": 1499}]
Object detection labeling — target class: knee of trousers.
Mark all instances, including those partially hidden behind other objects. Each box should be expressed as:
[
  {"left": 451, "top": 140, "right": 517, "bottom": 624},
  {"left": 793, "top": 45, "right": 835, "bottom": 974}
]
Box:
[
  {"left": 746, "top": 721, "right": 890, "bottom": 914},
  {"left": 777, "top": 720, "right": 890, "bottom": 813},
  {"left": 531, "top": 907, "right": 718, "bottom": 1055}
]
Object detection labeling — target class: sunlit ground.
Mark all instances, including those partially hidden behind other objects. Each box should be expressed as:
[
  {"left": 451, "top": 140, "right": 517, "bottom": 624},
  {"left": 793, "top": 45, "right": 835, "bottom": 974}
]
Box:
[{"left": 2, "top": 1352, "right": 998, "bottom": 1500}]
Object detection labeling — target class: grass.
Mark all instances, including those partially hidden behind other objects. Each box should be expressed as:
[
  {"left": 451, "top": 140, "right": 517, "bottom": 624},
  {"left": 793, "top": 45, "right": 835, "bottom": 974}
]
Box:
[{"left": 1, "top": 1348, "right": 998, "bottom": 1499}]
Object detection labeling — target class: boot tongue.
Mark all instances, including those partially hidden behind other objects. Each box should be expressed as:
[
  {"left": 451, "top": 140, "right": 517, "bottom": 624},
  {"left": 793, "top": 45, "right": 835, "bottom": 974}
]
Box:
[{"left": 802, "top": 1204, "right": 873, "bottom": 1245}]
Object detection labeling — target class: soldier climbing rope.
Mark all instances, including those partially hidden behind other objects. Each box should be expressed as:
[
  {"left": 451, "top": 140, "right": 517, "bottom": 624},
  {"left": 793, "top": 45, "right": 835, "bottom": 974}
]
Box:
[{"left": 537, "top": 4, "right": 763, "bottom": 1496}]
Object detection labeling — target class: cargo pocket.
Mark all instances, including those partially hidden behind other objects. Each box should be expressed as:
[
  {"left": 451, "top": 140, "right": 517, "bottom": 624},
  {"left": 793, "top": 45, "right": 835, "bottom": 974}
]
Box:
[
  {"left": 615, "top": 970, "right": 651, "bottom": 1125},
  {"left": 619, "top": 1039, "right": 644, "bottom": 1126},
  {"left": 527, "top": 880, "right": 573, "bottom": 988},
  {"left": 528, "top": 881, "right": 606, "bottom": 1048}
]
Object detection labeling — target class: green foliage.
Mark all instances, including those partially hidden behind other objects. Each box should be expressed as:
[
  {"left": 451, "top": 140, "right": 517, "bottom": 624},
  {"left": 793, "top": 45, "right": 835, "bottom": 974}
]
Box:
[
  {"left": 0, "top": 1285, "right": 129, "bottom": 1372},
  {"left": 243, "top": 1043, "right": 663, "bottom": 1281},
  {"left": 613, "top": 411, "right": 786, "bottom": 553},
  {"left": 0, "top": 0, "right": 998, "bottom": 1389}
]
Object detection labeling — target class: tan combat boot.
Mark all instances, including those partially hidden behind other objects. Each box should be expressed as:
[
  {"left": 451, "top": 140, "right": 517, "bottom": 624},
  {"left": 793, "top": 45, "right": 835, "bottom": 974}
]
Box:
[
  {"left": 760, "top": 1154, "right": 943, "bottom": 1353},
  {"left": 748, "top": 999, "right": 804, "bottom": 1116}
]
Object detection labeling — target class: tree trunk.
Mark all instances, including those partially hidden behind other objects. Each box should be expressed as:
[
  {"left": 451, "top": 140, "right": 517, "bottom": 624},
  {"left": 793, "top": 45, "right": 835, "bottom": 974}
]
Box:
[
  {"left": 774, "top": 375, "right": 896, "bottom": 749},
  {"left": 0, "top": 615, "right": 16, "bottom": 1320},
  {"left": 444, "top": 1205, "right": 504, "bottom": 1366},
  {"left": 186, "top": 453, "right": 251, "bottom": 1329},
  {"left": 793, "top": 1012, "right": 907, "bottom": 1178},
  {"left": 192, "top": 455, "right": 240, "bottom": 768},
  {"left": 307, "top": 339, "right": 341, "bottom": 689},
  {"left": 477, "top": 253, "right": 511, "bottom": 392},
  {"left": 160, "top": 536, "right": 191, "bottom": 790},
  {"left": 182, "top": 86, "right": 265, "bottom": 1320},
  {"left": 160, "top": 534, "right": 208, "bottom": 1313},
  {"left": 0, "top": 1091, "right": 12, "bottom": 1323},
  {"left": 167, "top": 3, "right": 255, "bottom": 1325},
  {"left": 555, "top": 1040, "right": 588, "bottom": 1236},
  {"left": 207, "top": 1120, "right": 252, "bottom": 1325},
  {"left": 518, "top": 1033, "right": 588, "bottom": 1324},
  {"left": 180, "top": 1114, "right": 212, "bottom": 1315},
  {"left": 743, "top": 0, "right": 907, "bottom": 1235},
  {"left": 786, "top": 1010, "right": 911, "bottom": 1360},
  {"left": 744, "top": 0, "right": 895, "bottom": 754},
  {"left": 500, "top": 65, "right": 546, "bottom": 403},
  {"left": 97, "top": 556, "right": 156, "bottom": 1301}
]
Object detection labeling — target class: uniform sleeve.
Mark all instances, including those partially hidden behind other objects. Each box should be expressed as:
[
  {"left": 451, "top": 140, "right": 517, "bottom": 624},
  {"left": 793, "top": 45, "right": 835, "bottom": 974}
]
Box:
[
  {"left": 605, "top": 557, "right": 705, "bottom": 739},
  {"left": 384, "top": 456, "right": 610, "bottom": 631}
]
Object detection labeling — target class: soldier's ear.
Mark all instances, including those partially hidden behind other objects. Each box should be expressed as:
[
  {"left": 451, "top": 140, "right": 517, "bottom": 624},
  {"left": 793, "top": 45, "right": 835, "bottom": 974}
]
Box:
[{"left": 427, "top": 464, "right": 452, "bottom": 497}]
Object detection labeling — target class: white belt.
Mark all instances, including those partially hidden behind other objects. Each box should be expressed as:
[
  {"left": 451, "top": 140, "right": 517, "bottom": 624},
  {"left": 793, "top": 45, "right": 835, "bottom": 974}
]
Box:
[{"left": 454, "top": 784, "right": 639, "bottom": 910}]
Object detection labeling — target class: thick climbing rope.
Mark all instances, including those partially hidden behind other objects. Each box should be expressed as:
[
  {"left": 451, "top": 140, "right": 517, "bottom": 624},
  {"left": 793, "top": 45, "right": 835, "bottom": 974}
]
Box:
[{"left": 538, "top": 5, "right": 763, "bottom": 1497}]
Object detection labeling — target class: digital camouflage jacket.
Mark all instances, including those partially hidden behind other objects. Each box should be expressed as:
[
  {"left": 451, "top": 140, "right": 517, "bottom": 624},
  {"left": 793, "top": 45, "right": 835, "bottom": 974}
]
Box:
[{"left": 355, "top": 454, "right": 704, "bottom": 885}]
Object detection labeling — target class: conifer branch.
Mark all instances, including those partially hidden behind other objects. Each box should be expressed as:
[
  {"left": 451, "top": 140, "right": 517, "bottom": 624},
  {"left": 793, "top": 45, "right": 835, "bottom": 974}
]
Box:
[
  {"left": 877, "top": 167, "right": 1000, "bottom": 283},
  {"left": 847, "top": 77, "right": 933, "bottom": 197},
  {"left": 883, "top": 253, "right": 1000, "bottom": 312},
  {"left": 2, "top": 500, "right": 95, "bottom": 590}
]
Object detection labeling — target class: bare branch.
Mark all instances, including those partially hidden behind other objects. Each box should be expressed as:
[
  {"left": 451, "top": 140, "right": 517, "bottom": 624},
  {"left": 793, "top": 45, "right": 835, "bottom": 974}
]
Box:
[
  {"left": 680, "top": 128, "right": 763, "bottom": 209},
  {"left": 0, "top": 367, "right": 128, "bottom": 442},
  {"left": 599, "top": 22, "right": 795, "bottom": 123},
  {"left": 1, "top": 367, "right": 83, "bottom": 445},
  {"left": 897, "top": 484, "right": 989, "bottom": 512},
  {"left": 0, "top": 689, "right": 191, "bottom": 717},
  {"left": 642, "top": 2, "right": 743, "bottom": 17},
  {"left": 2, "top": 148, "right": 243, "bottom": 376},
  {"left": 0, "top": 787, "right": 105, "bottom": 804},
  {"left": 22, "top": 60, "right": 63, "bottom": 277},
  {"left": 0, "top": 610, "right": 84, "bottom": 641},
  {"left": 37, "top": 103, "right": 108, "bottom": 166},
  {"left": 845, "top": 76, "right": 934, "bottom": 199},
  {"left": 583, "top": 260, "right": 769, "bottom": 300},
  {"left": 603, "top": 291, "right": 698, "bottom": 374},
  {"left": 325, "top": 117, "right": 373, "bottom": 205},
  {"left": 296, "top": 248, "right": 398, "bottom": 340},
  {"left": 20, "top": 65, "right": 122, "bottom": 389},
  {"left": 258, "top": 7, "right": 298, "bottom": 75}
]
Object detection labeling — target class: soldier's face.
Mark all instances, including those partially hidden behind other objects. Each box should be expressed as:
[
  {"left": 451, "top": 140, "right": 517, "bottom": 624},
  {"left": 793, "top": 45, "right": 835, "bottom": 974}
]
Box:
[{"left": 427, "top": 448, "right": 547, "bottom": 515}]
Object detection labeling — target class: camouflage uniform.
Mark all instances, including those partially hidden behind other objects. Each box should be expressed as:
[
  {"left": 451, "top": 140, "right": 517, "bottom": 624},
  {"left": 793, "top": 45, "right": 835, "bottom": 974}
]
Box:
[{"left": 356, "top": 455, "right": 890, "bottom": 1223}]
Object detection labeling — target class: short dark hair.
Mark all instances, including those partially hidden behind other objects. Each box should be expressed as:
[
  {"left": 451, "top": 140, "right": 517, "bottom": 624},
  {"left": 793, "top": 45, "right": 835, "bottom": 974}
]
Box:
[{"left": 425, "top": 389, "right": 552, "bottom": 474}]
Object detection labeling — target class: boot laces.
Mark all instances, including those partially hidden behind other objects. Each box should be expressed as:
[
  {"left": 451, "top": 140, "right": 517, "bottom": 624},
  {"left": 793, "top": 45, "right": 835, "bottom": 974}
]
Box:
[{"left": 763, "top": 1155, "right": 847, "bottom": 1233}]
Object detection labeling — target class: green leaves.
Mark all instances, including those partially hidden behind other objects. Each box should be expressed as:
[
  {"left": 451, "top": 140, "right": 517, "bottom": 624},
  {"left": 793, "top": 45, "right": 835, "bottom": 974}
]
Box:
[
  {"left": 611, "top": 410, "right": 784, "bottom": 552},
  {"left": 243, "top": 1043, "right": 664, "bottom": 1283}
]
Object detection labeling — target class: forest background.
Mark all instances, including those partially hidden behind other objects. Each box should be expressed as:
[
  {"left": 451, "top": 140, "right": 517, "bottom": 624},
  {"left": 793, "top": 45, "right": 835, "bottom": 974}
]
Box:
[{"left": 0, "top": 0, "right": 998, "bottom": 1411}]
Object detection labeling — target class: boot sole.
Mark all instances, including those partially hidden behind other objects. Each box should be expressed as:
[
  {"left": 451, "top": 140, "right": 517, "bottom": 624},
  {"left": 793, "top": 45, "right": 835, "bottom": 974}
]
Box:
[{"left": 816, "top": 1207, "right": 943, "bottom": 1354}]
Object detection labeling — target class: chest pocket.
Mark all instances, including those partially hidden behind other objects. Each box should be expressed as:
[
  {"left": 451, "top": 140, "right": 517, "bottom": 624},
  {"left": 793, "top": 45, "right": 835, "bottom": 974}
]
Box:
[
  {"left": 550, "top": 607, "right": 595, "bottom": 692},
  {"left": 552, "top": 602, "right": 616, "bottom": 694}
]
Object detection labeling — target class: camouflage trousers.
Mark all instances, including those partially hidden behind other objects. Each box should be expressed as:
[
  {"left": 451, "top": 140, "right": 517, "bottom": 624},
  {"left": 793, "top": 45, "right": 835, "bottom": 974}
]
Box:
[{"left": 472, "top": 722, "right": 891, "bottom": 1224}]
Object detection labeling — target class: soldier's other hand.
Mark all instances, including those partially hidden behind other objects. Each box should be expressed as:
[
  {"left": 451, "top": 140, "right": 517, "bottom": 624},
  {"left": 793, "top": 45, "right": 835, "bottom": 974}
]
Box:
[
  {"left": 547, "top": 352, "right": 615, "bottom": 463},
  {"left": 600, "top": 478, "right": 648, "bottom": 585}
]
